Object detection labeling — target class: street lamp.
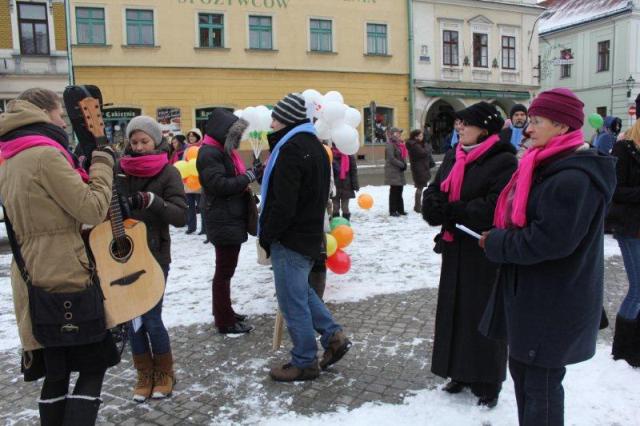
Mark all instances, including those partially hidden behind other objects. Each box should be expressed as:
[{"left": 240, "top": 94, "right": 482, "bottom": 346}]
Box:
[{"left": 626, "top": 75, "right": 635, "bottom": 98}]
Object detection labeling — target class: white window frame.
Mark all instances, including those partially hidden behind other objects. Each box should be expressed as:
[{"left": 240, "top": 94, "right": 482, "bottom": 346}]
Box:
[
  {"left": 194, "top": 9, "right": 228, "bottom": 48},
  {"left": 438, "top": 18, "right": 463, "bottom": 69},
  {"left": 499, "top": 25, "right": 520, "bottom": 72},
  {"left": 471, "top": 23, "right": 491, "bottom": 70},
  {"left": 246, "top": 13, "right": 277, "bottom": 50},
  {"left": 10, "top": 0, "right": 59, "bottom": 54},
  {"left": 122, "top": 6, "right": 159, "bottom": 47},
  {"left": 307, "top": 16, "right": 335, "bottom": 53},
  {"left": 72, "top": 3, "right": 110, "bottom": 46},
  {"left": 364, "top": 20, "right": 390, "bottom": 56}
]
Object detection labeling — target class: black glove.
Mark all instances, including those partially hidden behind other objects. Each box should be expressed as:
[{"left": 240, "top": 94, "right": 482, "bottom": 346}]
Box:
[
  {"left": 245, "top": 164, "right": 265, "bottom": 183},
  {"left": 128, "top": 191, "right": 152, "bottom": 210},
  {"left": 444, "top": 201, "right": 466, "bottom": 223},
  {"left": 400, "top": 164, "right": 407, "bottom": 171}
]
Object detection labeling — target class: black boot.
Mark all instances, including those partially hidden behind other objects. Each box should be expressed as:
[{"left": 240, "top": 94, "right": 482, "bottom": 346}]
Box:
[
  {"left": 39, "top": 396, "right": 66, "bottom": 426},
  {"left": 471, "top": 382, "right": 501, "bottom": 409},
  {"left": 612, "top": 315, "right": 636, "bottom": 365},
  {"left": 309, "top": 271, "right": 327, "bottom": 300},
  {"left": 342, "top": 213, "right": 351, "bottom": 222},
  {"left": 62, "top": 395, "right": 101, "bottom": 426}
]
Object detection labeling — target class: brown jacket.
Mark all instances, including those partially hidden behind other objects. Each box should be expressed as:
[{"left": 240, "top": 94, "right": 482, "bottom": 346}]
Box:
[{"left": 0, "top": 100, "right": 114, "bottom": 350}]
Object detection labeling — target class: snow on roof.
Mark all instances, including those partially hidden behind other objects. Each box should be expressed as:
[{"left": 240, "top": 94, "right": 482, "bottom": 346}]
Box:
[{"left": 539, "top": 0, "right": 632, "bottom": 34}]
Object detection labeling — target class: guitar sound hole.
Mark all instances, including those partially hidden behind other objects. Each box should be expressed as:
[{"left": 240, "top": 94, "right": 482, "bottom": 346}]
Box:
[{"left": 110, "top": 236, "right": 133, "bottom": 263}]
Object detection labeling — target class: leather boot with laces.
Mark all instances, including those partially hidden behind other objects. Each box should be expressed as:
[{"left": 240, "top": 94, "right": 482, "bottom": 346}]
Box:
[
  {"left": 269, "top": 361, "right": 320, "bottom": 382},
  {"left": 132, "top": 353, "right": 154, "bottom": 402},
  {"left": 151, "top": 351, "right": 176, "bottom": 399}
]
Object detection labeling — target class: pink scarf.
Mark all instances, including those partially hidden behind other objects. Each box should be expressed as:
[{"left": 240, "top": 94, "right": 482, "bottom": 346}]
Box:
[
  {"left": 120, "top": 153, "right": 169, "bottom": 177},
  {"left": 391, "top": 138, "right": 408, "bottom": 160},
  {"left": 0, "top": 135, "right": 89, "bottom": 183},
  {"left": 494, "top": 130, "right": 585, "bottom": 229},
  {"left": 202, "top": 135, "right": 246, "bottom": 175},
  {"left": 440, "top": 134, "right": 501, "bottom": 241},
  {"left": 332, "top": 147, "right": 350, "bottom": 180}
]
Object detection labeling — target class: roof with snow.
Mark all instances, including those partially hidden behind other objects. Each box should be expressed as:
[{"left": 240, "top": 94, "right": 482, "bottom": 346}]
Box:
[{"left": 539, "top": 0, "right": 633, "bottom": 34}]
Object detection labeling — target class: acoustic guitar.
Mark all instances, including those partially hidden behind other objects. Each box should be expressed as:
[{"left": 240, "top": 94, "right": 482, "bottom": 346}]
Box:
[{"left": 75, "top": 96, "right": 165, "bottom": 328}]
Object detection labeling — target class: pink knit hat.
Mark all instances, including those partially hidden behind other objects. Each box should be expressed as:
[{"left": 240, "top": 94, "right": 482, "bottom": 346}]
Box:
[{"left": 528, "top": 88, "right": 584, "bottom": 130}]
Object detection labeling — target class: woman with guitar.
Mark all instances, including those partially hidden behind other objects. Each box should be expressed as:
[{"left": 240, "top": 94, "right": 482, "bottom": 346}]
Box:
[
  {"left": 117, "top": 116, "right": 187, "bottom": 402},
  {"left": 0, "top": 88, "right": 119, "bottom": 424}
]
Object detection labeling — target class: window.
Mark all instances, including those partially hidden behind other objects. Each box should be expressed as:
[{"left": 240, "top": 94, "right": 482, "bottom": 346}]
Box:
[
  {"left": 443, "top": 30, "right": 459, "bottom": 66},
  {"left": 367, "top": 23, "right": 388, "bottom": 55},
  {"left": 501, "top": 36, "right": 516, "bottom": 70},
  {"left": 199, "top": 13, "right": 224, "bottom": 48},
  {"left": 76, "top": 7, "right": 106, "bottom": 45},
  {"left": 309, "top": 19, "right": 332, "bottom": 52},
  {"left": 473, "top": 33, "right": 488, "bottom": 68},
  {"left": 363, "top": 106, "right": 394, "bottom": 144},
  {"left": 126, "top": 9, "right": 154, "bottom": 46},
  {"left": 18, "top": 2, "right": 49, "bottom": 55},
  {"left": 597, "top": 40, "right": 610, "bottom": 72},
  {"left": 249, "top": 16, "right": 273, "bottom": 50},
  {"left": 560, "top": 49, "right": 572, "bottom": 78}
]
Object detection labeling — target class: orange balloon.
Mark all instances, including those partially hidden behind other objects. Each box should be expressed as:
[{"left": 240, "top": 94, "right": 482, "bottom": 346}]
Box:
[
  {"left": 324, "top": 144, "right": 333, "bottom": 164},
  {"left": 185, "top": 175, "right": 201, "bottom": 191},
  {"left": 357, "top": 193, "right": 374, "bottom": 210},
  {"left": 331, "top": 225, "right": 354, "bottom": 249},
  {"left": 185, "top": 146, "right": 200, "bottom": 161}
]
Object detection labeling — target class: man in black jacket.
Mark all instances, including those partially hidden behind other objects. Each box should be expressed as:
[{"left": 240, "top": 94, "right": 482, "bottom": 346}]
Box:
[{"left": 259, "top": 93, "right": 351, "bottom": 382}]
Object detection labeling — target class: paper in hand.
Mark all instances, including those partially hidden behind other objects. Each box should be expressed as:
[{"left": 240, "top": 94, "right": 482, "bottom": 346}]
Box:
[{"left": 455, "top": 224, "right": 482, "bottom": 240}]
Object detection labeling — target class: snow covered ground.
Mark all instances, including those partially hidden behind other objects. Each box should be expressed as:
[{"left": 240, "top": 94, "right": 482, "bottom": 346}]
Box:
[{"left": 0, "top": 185, "right": 636, "bottom": 425}]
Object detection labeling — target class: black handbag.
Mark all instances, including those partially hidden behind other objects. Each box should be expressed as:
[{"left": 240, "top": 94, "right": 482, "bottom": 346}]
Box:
[
  {"left": 246, "top": 189, "right": 259, "bottom": 237},
  {"left": 3, "top": 208, "right": 107, "bottom": 348}
]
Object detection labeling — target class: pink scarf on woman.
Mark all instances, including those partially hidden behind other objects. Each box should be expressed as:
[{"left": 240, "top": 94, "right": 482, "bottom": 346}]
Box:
[
  {"left": 332, "top": 147, "right": 350, "bottom": 180},
  {"left": 202, "top": 135, "right": 246, "bottom": 175},
  {"left": 0, "top": 135, "right": 89, "bottom": 182},
  {"left": 390, "top": 138, "right": 408, "bottom": 160},
  {"left": 494, "top": 130, "right": 585, "bottom": 229},
  {"left": 120, "top": 153, "right": 169, "bottom": 177},
  {"left": 440, "top": 134, "right": 501, "bottom": 241}
]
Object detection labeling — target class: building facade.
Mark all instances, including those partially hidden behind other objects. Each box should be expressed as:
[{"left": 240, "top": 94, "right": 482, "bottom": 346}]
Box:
[
  {"left": 0, "top": 0, "right": 69, "bottom": 112},
  {"left": 539, "top": 0, "right": 640, "bottom": 133},
  {"left": 69, "top": 0, "right": 410, "bottom": 157},
  {"left": 412, "top": 0, "right": 542, "bottom": 152}
]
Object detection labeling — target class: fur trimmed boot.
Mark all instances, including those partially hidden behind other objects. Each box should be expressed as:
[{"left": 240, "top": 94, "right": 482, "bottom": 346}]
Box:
[
  {"left": 62, "top": 395, "right": 101, "bottom": 425},
  {"left": 132, "top": 352, "right": 154, "bottom": 402},
  {"left": 38, "top": 395, "right": 66, "bottom": 426},
  {"left": 151, "top": 351, "right": 176, "bottom": 399}
]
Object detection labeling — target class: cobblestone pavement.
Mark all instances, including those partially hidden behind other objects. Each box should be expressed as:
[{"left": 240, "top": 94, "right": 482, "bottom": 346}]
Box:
[{"left": 0, "top": 256, "right": 628, "bottom": 425}]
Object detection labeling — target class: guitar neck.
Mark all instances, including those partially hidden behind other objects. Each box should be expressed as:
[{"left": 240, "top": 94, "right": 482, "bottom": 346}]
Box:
[{"left": 109, "top": 191, "right": 126, "bottom": 241}]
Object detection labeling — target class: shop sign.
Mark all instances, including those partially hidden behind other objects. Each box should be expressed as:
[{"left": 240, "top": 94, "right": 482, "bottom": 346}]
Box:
[
  {"left": 157, "top": 107, "right": 182, "bottom": 136},
  {"left": 103, "top": 107, "right": 141, "bottom": 121},
  {"left": 421, "top": 87, "right": 530, "bottom": 100}
]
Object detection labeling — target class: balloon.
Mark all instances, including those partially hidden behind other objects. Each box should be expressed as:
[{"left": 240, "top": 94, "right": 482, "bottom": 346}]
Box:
[
  {"left": 331, "top": 124, "right": 359, "bottom": 153},
  {"left": 332, "top": 225, "right": 354, "bottom": 249},
  {"left": 174, "top": 160, "right": 189, "bottom": 179},
  {"left": 344, "top": 108, "right": 362, "bottom": 128},
  {"left": 330, "top": 216, "right": 350, "bottom": 230},
  {"left": 357, "top": 193, "right": 374, "bottom": 210},
  {"left": 324, "top": 91, "right": 344, "bottom": 104},
  {"left": 315, "top": 119, "right": 332, "bottom": 140},
  {"left": 326, "top": 233, "right": 338, "bottom": 257},
  {"left": 321, "top": 101, "right": 347, "bottom": 125},
  {"left": 233, "top": 110, "right": 243, "bottom": 118},
  {"left": 303, "top": 89, "right": 323, "bottom": 119},
  {"left": 185, "top": 175, "right": 201, "bottom": 191},
  {"left": 326, "top": 249, "right": 351, "bottom": 274},
  {"left": 184, "top": 159, "right": 198, "bottom": 177},
  {"left": 588, "top": 113, "right": 604, "bottom": 130},
  {"left": 258, "top": 107, "right": 273, "bottom": 131},
  {"left": 338, "top": 133, "right": 360, "bottom": 156},
  {"left": 185, "top": 146, "right": 200, "bottom": 161},
  {"left": 243, "top": 106, "right": 258, "bottom": 129}
]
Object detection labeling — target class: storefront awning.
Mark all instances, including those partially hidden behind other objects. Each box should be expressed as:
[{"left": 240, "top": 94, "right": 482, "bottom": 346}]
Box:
[{"left": 420, "top": 87, "right": 531, "bottom": 100}]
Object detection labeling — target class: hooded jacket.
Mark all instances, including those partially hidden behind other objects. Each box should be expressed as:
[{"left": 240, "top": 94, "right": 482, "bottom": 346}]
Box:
[
  {"left": 594, "top": 116, "right": 622, "bottom": 155},
  {"left": 0, "top": 100, "right": 114, "bottom": 350},
  {"left": 483, "top": 148, "right": 616, "bottom": 368}
]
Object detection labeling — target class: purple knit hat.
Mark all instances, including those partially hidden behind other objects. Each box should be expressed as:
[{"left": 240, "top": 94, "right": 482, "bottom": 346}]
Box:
[{"left": 528, "top": 88, "right": 584, "bottom": 130}]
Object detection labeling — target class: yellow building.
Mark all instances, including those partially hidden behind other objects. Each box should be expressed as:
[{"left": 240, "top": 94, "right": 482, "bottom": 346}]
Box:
[{"left": 70, "top": 0, "right": 410, "bottom": 157}]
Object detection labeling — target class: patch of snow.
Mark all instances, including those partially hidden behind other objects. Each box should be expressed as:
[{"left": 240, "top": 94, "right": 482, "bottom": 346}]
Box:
[{"left": 540, "top": 0, "right": 631, "bottom": 34}]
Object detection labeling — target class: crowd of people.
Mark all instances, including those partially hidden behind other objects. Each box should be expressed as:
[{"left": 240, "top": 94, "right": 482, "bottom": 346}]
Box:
[{"left": 0, "top": 85, "right": 637, "bottom": 426}]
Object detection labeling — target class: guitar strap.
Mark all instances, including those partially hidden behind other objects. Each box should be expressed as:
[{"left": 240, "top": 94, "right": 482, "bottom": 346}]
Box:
[{"left": 2, "top": 207, "right": 34, "bottom": 289}]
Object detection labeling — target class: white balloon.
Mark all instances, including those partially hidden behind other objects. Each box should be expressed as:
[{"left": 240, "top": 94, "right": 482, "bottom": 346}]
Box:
[
  {"left": 344, "top": 107, "right": 362, "bottom": 128},
  {"left": 233, "top": 110, "right": 244, "bottom": 118},
  {"left": 303, "top": 89, "right": 323, "bottom": 119},
  {"left": 242, "top": 107, "right": 258, "bottom": 132},
  {"left": 321, "top": 101, "right": 347, "bottom": 125},
  {"left": 331, "top": 124, "right": 358, "bottom": 154},
  {"left": 315, "top": 119, "right": 332, "bottom": 140},
  {"left": 259, "top": 108, "right": 273, "bottom": 131},
  {"left": 324, "top": 91, "right": 344, "bottom": 104},
  {"left": 342, "top": 133, "right": 361, "bottom": 155}
]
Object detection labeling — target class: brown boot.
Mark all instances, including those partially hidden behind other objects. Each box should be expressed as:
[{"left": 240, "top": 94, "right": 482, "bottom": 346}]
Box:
[
  {"left": 319, "top": 330, "right": 352, "bottom": 370},
  {"left": 132, "top": 352, "right": 154, "bottom": 402},
  {"left": 151, "top": 351, "right": 176, "bottom": 399},
  {"left": 269, "top": 361, "right": 320, "bottom": 382}
]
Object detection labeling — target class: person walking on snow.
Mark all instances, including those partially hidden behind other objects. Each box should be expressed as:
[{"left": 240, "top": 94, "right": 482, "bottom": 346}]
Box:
[
  {"left": 385, "top": 127, "right": 408, "bottom": 216},
  {"left": 331, "top": 146, "right": 359, "bottom": 221},
  {"left": 184, "top": 128, "right": 205, "bottom": 235},
  {"left": 406, "top": 129, "right": 434, "bottom": 213}
]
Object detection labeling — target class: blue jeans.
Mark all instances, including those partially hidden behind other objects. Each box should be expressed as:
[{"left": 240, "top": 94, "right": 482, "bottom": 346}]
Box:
[
  {"left": 129, "top": 265, "right": 171, "bottom": 355},
  {"left": 186, "top": 193, "right": 203, "bottom": 232},
  {"left": 271, "top": 242, "right": 341, "bottom": 368},
  {"left": 615, "top": 235, "right": 640, "bottom": 319}
]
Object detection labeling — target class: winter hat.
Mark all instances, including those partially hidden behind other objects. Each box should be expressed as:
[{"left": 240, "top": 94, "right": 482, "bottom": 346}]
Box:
[
  {"left": 272, "top": 93, "right": 307, "bottom": 125},
  {"left": 509, "top": 104, "right": 528, "bottom": 119},
  {"left": 635, "top": 93, "right": 640, "bottom": 119},
  {"left": 187, "top": 127, "right": 202, "bottom": 141},
  {"left": 205, "top": 107, "right": 249, "bottom": 151},
  {"left": 528, "top": 88, "right": 584, "bottom": 130},
  {"left": 126, "top": 115, "right": 163, "bottom": 146},
  {"left": 456, "top": 102, "right": 505, "bottom": 135}
]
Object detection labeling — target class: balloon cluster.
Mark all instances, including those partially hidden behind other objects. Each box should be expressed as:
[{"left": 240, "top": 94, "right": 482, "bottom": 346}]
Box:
[
  {"left": 174, "top": 146, "right": 201, "bottom": 191},
  {"left": 325, "top": 217, "right": 354, "bottom": 275},
  {"left": 302, "top": 89, "right": 362, "bottom": 155},
  {"left": 587, "top": 113, "right": 604, "bottom": 130},
  {"left": 234, "top": 106, "right": 272, "bottom": 158}
]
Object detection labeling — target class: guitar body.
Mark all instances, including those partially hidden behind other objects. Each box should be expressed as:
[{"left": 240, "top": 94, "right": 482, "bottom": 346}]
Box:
[{"left": 89, "top": 218, "right": 165, "bottom": 329}]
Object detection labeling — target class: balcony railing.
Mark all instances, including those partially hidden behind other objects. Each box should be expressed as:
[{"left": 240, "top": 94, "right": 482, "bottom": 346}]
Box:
[{"left": 0, "top": 54, "right": 69, "bottom": 75}]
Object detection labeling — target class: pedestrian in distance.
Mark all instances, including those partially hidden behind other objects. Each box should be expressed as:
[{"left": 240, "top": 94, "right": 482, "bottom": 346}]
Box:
[
  {"left": 480, "top": 88, "right": 616, "bottom": 425},
  {"left": 422, "top": 101, "right": 517, "bottom": 408},
  {"left": 330, "top": 146, "right": 359, "bottom": 221},
  {"left": 184, "top": 128, "right": 204, "bottom": 235},
  {"left": 168, "top": 134, "right": 186, "bottom": 164},
  {"left": 385, "top": 127, "right": 408, "bottom": 217},
  {"left": 594, "top": 116, "right": 622, "bottom": 155},
  {"left": 406, "top": 129, "right": 434, "bottom": 213},
  {"left": 0, "top": 88, "right": 120, "bottom": 425},
  {"left": 499, "top": 104, "right": 529, "bottom": 150}
]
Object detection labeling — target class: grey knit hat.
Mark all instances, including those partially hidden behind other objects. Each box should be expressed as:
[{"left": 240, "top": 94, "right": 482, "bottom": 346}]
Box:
[
  {"left": 126, "top": 115, "right": 163, "bottom": 146},
  {"left": 272, "top": 93, "right": 307, "bottom": 125}
]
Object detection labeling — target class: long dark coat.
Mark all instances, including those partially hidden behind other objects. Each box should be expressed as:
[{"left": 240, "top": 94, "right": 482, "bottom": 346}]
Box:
[
  {"left": 422, "top": 138, "right": 517, "bottom": 384},
  {"left": 406, "top": 138, "right": 433, "bottom": 187},
  {"left": 483, "top": 148, "right": 616, "bottom": 368},
  {"left": 332, "top": 153, "right": 359, "bottom": 199},
  {"left": 605, "top": 140, "right": 640, "bottom": 236}
]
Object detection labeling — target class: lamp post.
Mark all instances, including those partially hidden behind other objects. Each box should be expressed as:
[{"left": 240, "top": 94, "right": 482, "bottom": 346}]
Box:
[{"left": 626, "top": 75, "right": 635, "bottom": 99}]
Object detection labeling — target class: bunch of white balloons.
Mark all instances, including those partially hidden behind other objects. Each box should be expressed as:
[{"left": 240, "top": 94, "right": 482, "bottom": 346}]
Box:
[
  {"left": 302, "top": 89, "right": 362, "bottom": 156},
  {"left": 233, "top": 106, "right": 272, "bottom": 157}
]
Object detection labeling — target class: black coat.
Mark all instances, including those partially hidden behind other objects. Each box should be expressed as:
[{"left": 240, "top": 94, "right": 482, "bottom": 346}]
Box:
[
  {"left": 259, "top": 122, "right": 330, "bottom": 260},
  {"left": 483, "top": 149, "right": 616, "bottom": 369},
  {"left": 197, "top": 145, "right": 251, "bottom": 246},
  {"left": 422, "top": 138, "right": 517, "bottom": 384},
  {"left": 406, "top": 138, "right": 433, "bottom": 187},
  {"left": 605, "top": 140, "right": 640, "bottom": 236},
  {"left": 116, "top": 162, "right": 187, "bottom": 266},
  {"left": 332, "top": 154, "right": 359, "bottom": 199}
]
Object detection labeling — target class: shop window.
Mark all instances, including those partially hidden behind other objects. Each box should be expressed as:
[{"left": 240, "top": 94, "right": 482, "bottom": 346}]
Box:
[
  {"left": 363, "top": 106, "right": 393, "bottom": 145},
  {"left": 195, "top": 107, "right": 234, "bottom": 134},
  {"left": 18, "top": 2, "right": 49, "bottom": 55},
  {"left": 501, "top": 36, "right": 516, "bottom": 70},
  {"left": 597, "top": 40, "right": 610, "bottom": 72},
  {"left": 199, "top": 13, "right": 224, "bottom": 48},
  {"left": 126, "top": 9, "right": 154, "bottom": 46},
  {"left": 367, "top": 23, "right": 388, "bottom": 55},
  {"left": 310, "top": 19, "right": 332, "bottom": 52},
  {"left": 76, "top": 7, "right": 106, "bottom": 45},
  {"left": 157, "top": 107, "right": 181, "bottom": 138},
  {"left": 103, "top": 107, "right": 141, "bottom": 148},
  {"left": 249, "top": 16, "right": 272, "bottom": 50},
  {"left": 443, "top": 30, "right": 458, "bottom": 66},
  {"left": 473, "top": 33, "right": 488, "bottom": 68}
]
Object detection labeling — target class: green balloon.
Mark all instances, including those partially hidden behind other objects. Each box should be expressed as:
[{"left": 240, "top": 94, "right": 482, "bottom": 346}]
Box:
[
  {"left": 330, "top": 217, "right": 351, "bottom": 230},
  {"left": 588, "top": 113, "right": 604, "bottom": 130}
]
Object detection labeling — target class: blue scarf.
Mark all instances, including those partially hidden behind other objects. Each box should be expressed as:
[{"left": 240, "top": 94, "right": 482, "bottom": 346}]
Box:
[
  {"left": 510, "top": 125, "right": 524, "bottom": 149},
  {"left": 450, "top": 131, "right": 459, "bottom": 147},
  {"left": 258, "top": 122, "right": 317, "bottom": 236}
]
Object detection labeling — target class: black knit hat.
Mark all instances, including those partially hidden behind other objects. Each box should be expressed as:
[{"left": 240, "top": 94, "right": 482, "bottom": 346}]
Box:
[
  {"left": 272, "top": 93, "right": 307, "bottom": 125},
  {"left": 509, "top": 103, "right": 528, "bottom": 120},
  {"left": 456, "top": 102, "right": 505, "bottom": 135}
]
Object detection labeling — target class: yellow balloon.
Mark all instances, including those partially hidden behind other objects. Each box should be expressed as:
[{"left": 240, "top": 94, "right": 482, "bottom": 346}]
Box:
[
  {"left": 326, "top": 233, "right": 337, "bottom": 257},
  {"left": 174, "top": 160, "right": 189, "bottom": 179}
]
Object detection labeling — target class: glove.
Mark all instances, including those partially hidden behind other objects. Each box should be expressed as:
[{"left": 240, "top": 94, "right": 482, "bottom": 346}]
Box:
[
  {"left": 128, "top": 191, "right": 153, "bottom": 210},
  {"left": 400, "top": 164, "right": 407, "bottom": 172},
  {"left": 245, "top": 169, "right": 257, "bottom": 183},
  {"left": 245, "top": 164, "right": 265, "bottom": 183},
  {"left": 444, "top": 201, "right": 466, "bottom": 222}
]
